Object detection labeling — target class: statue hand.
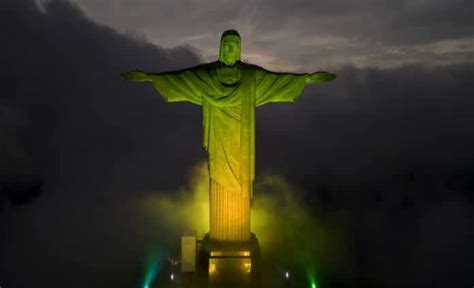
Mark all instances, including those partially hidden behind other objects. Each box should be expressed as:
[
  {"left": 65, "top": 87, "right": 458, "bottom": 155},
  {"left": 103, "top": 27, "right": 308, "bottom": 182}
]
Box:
[
  {"left": 306, "top": 71, "right": 336, "bottom": 84},
  {"left": 121, "top": 70, "right": 150, "bottom": 82}
]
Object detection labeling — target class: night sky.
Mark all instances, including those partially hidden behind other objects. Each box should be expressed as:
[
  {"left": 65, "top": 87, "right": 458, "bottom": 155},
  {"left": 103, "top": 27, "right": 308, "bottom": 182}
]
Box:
[{"left": 1, "top": 0, "right": 473, "bottom": 287}]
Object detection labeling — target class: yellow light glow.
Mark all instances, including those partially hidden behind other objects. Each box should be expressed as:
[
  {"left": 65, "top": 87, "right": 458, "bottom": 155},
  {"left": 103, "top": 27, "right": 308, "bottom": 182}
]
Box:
[
  {"left": 208, "top": 263, "right": 216, "bottom": 273},
  {"left": 210, "top": 250, "right": 251, "bottom": 257},
  {"left": 243, "top": 262, "right": 251, "bottom": 273},
  {"left": 137, "top": 162, "right": 210, "bottom": 236}
]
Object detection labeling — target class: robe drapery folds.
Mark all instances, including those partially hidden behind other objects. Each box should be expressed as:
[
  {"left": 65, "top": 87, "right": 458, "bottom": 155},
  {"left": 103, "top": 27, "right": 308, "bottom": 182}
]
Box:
[{"left": 149, "top": 61, "right": 307, "bottom": 240}]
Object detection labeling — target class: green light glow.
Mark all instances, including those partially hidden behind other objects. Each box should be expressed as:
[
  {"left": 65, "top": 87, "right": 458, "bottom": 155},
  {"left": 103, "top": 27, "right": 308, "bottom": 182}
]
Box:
[
  {"left": 307, "top": 270, "right": 318, "bottom": 288},
  {"left": 141, "top": 251, "right": 162, "bottom": 288}
]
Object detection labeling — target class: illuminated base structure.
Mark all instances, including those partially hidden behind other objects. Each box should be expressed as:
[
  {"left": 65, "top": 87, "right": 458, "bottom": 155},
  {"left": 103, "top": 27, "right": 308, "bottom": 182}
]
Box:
[
  {"left": 149, "top": 232, "right": 261, "bottom": 287},
  {"left": 198, "top": 233, "right": 260, "bottom": 287},
  {"left": 150, "top": 230, "right": 320, "bottom": 288}
]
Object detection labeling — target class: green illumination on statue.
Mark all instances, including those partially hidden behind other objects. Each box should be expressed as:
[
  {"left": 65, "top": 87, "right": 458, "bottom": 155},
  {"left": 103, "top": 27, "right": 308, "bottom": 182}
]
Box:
[{"left": 122, "top": 30, "right": 336, "bottom": 242}]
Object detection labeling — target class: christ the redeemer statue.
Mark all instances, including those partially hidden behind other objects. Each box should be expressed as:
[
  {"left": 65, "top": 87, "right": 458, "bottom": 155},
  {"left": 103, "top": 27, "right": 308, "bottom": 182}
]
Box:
[{"left": 122, "top": 30, "right": 335, "bottom": 243}]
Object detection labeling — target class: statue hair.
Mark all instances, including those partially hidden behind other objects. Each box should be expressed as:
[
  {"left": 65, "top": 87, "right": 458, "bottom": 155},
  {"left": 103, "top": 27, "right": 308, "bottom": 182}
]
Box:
[
  {"left": 219, "top": 29, "right": 241, "bottom": 64},
  {"left": 221, "top": 29, "right": 240, "bottom": 40}
]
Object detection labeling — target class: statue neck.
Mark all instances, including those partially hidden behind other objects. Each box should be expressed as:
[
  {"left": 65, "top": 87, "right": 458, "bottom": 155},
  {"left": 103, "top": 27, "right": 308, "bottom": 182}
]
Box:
[{"left": 217, "top": 62, "right": 241, "bottom": 86}]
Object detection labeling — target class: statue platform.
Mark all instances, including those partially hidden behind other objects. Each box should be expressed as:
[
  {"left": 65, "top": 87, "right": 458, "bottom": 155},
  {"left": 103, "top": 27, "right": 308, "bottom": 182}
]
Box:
[{"left": 198, "top": 233, "right": 261, "bottom": 287}]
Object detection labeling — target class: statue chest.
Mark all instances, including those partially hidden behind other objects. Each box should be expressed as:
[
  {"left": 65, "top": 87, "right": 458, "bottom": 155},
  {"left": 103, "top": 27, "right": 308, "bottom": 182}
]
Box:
[{"left": 217, "top": 66, "right": 241, "bottom": 86}]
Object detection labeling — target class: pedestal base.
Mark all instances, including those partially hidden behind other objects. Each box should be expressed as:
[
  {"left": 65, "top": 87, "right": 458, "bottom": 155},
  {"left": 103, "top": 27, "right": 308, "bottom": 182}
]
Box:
[{"left": 198, "top": 233, "right": 260, "bottom": 287}]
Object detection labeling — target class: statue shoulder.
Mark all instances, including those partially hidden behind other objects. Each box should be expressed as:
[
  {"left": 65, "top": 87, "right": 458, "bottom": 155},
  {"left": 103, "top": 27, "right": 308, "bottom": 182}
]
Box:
[
  {"left": 239, "top": 63, "right": 267, "bottom": 80},
  {"left": 196, "top": 61, "right": 220, "bottom": 71},
  {"left": 239, "top": 62, "right": 264, "bottom": 72}
]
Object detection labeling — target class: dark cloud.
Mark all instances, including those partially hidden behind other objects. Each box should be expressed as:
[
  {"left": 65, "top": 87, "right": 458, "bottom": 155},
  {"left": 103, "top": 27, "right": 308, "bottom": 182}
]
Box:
[
  {"left": 257, "top": 64, "right": 474, "bottom": 286},
  {"left": 258, "top": 64, "right": 474, "bottom": 181},
  {"left": 72, "top": 0, "right": 474, "bottom": 44},
  {"left": 252, "top": 0, "right": 474, "bottom": 43},
  {"left": 70, "top": 0, "right": 474, "bottom": 69},
  {"left": 1, "top": 0, "right": 202, "bottom": 287},
  {"left": 1, "top": 0, "right": 473, "bottom": 287}
]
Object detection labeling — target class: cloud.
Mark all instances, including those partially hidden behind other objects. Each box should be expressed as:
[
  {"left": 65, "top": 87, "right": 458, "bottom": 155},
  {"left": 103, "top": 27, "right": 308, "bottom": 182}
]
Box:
[
  {"left": 0, "top": 1, "right": 201, "bottom": 286},
  {"left": 257, "top": 64, "right": 474, "bottom": 185},
  {"left": 0, "top": 1, "right": 473, "bottom": 287},
  {"left": 70, "top": 0, "right": 474, "bottom": 69}
]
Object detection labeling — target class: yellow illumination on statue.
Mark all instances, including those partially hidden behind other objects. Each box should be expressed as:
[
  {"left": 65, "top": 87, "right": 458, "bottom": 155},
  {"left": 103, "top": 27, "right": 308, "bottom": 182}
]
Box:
[{"left": 122, "top": 30, "right": 336, "bottom": 242}]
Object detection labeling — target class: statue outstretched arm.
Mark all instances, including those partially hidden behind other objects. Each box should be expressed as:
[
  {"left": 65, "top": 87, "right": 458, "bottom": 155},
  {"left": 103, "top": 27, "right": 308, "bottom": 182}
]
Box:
[
  {"left": 305, "top": 71, "right": 336, "bottom": 84},
  {"left": 255, "top": 68, "right": 307, "bottom": 105},
  {"left": 121, "top": 67, "right": 211, "bottom": 105},
  {"left": 121, "top": 70, "right": 150, "bottom": 82},
  {"left": 254, "top": 67, "right": 336, "bottom": 105}
]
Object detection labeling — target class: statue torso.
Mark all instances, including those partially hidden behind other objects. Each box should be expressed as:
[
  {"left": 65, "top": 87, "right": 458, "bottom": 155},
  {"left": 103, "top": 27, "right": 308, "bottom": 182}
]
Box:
[{"left": 217, "top": 64, "right": 241, "bottom": 86}]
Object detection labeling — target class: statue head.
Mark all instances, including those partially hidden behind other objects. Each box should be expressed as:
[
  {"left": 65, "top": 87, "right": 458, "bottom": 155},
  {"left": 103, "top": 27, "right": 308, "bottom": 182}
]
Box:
[{"left": 219, "top": 29, "right": 241, "bottom": 66}]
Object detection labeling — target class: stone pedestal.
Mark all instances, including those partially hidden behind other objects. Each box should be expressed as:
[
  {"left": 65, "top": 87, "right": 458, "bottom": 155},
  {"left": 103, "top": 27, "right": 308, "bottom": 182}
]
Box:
[{"left": 198, "top": 233, "right": 260, "bottom": 287}]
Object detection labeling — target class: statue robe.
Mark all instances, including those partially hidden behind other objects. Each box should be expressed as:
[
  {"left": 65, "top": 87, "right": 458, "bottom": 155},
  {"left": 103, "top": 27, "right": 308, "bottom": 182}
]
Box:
[{"left": 149, "top": 61, "right": 307, "bottom": 241}]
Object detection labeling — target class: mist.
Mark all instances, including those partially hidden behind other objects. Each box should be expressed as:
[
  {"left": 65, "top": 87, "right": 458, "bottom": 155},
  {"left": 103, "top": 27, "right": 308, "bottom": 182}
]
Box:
[{"left": 1, "top": 1, "right": 473, "bottom": 287}]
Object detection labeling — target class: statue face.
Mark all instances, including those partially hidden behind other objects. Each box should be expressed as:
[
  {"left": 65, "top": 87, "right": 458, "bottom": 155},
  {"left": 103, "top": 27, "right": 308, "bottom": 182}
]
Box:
[{"left": 219, "top": 35, "right": 241, "bottom": 66}]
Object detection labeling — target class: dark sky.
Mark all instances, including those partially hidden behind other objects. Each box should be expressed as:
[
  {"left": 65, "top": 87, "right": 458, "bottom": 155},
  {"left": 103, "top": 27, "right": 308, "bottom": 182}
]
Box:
[
  {"left": 1, "top": 0, "right": 473, "bottom": 287},
  {"left": 68, "top": 0, "right": 474, "bottom": 70}
]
